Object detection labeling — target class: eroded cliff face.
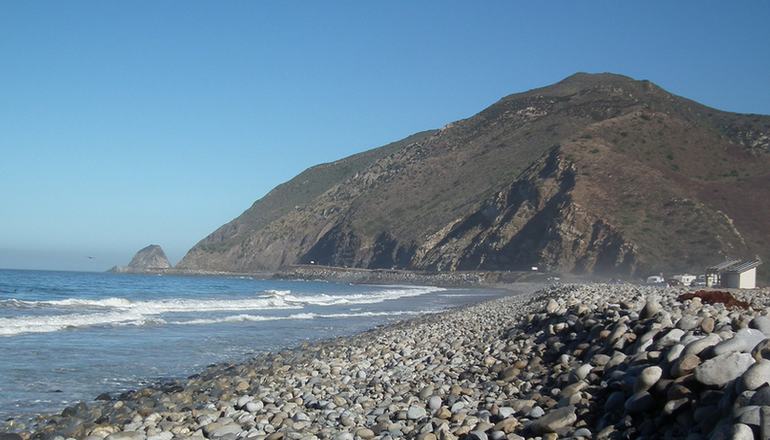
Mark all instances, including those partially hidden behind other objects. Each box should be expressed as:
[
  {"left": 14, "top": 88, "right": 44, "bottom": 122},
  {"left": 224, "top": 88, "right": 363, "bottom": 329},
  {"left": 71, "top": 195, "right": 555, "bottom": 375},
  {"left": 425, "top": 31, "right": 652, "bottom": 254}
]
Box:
[{"left": 412, "top": 148, "right": 638, "bottom": 275}]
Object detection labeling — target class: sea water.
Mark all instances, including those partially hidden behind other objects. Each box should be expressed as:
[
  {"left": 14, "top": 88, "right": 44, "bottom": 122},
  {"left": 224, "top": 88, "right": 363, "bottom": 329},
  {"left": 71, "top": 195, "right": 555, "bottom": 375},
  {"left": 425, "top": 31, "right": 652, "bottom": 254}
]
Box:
[{"left": 0, "top": 269, "right": 508, "bottom": 420}]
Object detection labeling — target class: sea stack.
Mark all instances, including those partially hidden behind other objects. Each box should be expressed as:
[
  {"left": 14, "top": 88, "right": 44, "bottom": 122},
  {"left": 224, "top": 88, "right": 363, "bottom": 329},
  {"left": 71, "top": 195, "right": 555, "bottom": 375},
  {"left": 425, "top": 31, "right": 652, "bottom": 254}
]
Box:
[{"left": 111, "top": 244, "right": 171, "bottom": 273}]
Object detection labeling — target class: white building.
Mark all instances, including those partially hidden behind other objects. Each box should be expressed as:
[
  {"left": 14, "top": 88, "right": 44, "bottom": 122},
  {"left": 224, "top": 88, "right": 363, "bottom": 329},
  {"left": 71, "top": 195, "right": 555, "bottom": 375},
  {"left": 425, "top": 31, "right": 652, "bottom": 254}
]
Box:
[
  {"left": 722, "top": 260, "right": 761, "bottom": 289},
  {"left": 705, "top": 259, "right": 762, "bottom": 289},
  {"left": 672, "top": 274, "right": 697, "bottom": 286}
]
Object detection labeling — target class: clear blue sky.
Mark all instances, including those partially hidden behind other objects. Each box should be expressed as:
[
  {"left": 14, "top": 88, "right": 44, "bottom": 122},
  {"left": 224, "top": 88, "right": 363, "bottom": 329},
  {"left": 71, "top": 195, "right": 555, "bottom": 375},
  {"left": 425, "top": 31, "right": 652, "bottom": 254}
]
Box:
[{"left": 1, "top": 1, "right": 769, "bottom": 271}]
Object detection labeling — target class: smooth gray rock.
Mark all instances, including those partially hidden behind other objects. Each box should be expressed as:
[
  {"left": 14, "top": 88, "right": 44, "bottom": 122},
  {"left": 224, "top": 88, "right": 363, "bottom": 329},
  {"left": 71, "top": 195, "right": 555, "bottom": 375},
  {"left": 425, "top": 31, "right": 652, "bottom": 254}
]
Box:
[
  {"left": 666, "top": 344, "right": 685, "bottom": 363},
  {"left": 574, "top": 363, "right": 592, "bottom": 380},
  {"left": 407, "top": 406, "right": 427, "bottom": 420},
  {"left": 753, "top": 339, "right": 770, "bottom": 361},
  {"left": 663, "top": 398, "right": 689, "bottom": 415},
  {"left": 751, "top": 316, "right": 770, "bottom": 337},
  {"left": 546, "top": 299, "right": 559, "bottom": 314},
  {"left": 527, "top": 406, "right": 576, "bottom": 434},
  {"left": 640, "top": 295, "right": 661, "bottom": 319},
  {"left": 750, "top": 386, "right": 770, "bottom": 405},
  {"left": 671, "top": 353, "right": 701, "bottom": 377},
  {"left": 624, "top": 391, "right": 654, "bottom": 413},
  {"left": 742, "top": 360, "right": 770, "bottom": 391},
  {"left": 245, "top": 400, "right": 263, "bottom": 413},
  {"left": 695, "top": 352, "right": 754, "bottom": 387},
  {"left": 761, "top": 406, "right": 770, "bottom": 440},
  {"left": 467, "top": 431, "right": 488, "bottom": 440},
  {"left": 731, "top": 423, "right": 754, "bottom": 440},
  {"left": 683, "top": 334, "right": 722, "bottom": 357},
  {"left": 428, "top": 395, "right": 442, "bottom": 412},
  {"left": 105, "top": 433, "right": 145, "bottom": 440},
  {"left": 635, "top": 366, "right": 662, "bottom": 392},
  {"left": 676, "top": 315, "right": 700, "bottom": 331},
  {"left": 574, "top": 428, "right": 592, "bottom": 438},
  {"left": 236, "top": 395, "right": 253, "bottom": 408},
  {"left": 735, "top": 405, "right": 761, "bottom": 426},
  {"left": 208, "top": 423, "right": 243, "bottom": 438},
  {"left": 713, "top": 329, "right": 766, "bottom": 355},
  {"left": 659, "top": 328, "right": 685, "bottom": 346}
]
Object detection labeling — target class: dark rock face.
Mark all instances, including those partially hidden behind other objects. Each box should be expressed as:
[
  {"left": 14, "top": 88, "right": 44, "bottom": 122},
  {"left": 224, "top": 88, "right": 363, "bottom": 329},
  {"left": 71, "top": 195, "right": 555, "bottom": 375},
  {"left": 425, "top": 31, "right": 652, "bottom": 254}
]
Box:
[
  {"left": 177, "top": 72, "right": 770, "bottom": 279},
  {"left": 111, "top": 245, "right": 171, "bottom": 273},
  {"left": 411, "top": 148, "right": 638, "bottom": 275}
]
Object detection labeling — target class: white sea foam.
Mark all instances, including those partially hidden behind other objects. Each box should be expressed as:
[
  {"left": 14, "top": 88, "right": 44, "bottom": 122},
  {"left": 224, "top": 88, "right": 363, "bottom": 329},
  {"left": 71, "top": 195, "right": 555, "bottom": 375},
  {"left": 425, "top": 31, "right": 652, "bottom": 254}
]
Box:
[
  {"left": 0, "top": 285, "right": 445, "bottom": 336},
  {"left": 282, "top": 286, "right": 445, "bottom": 306},
  {"left": 3, "top": 296, "right": 297, "bottom": 312},
  {"left": 168, "top": 310, "right": 434, "bottom": 325},
  {"left": 0, "top": 311, "right": 147, "bottom": 336}
]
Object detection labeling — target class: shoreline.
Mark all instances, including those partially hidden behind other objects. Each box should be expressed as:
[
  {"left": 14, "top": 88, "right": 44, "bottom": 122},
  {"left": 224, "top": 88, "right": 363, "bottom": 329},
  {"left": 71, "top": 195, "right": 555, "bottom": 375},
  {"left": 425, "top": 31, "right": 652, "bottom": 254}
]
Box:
[
  {"left": 2, "top": 283, "right": 541, "bottom": 437},
  {"left": 108, "top": 265, "right": 580, "bottom": 289},
  {"left": 6, "top": 283, "right": 770, "bottom": 440}
]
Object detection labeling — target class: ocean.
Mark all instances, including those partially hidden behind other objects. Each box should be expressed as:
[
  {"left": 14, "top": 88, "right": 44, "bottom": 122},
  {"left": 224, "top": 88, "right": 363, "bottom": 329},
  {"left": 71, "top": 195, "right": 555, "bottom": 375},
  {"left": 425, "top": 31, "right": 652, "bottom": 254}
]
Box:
[{"left": 0, "top": 269, "right": 508, "bottom": 420}]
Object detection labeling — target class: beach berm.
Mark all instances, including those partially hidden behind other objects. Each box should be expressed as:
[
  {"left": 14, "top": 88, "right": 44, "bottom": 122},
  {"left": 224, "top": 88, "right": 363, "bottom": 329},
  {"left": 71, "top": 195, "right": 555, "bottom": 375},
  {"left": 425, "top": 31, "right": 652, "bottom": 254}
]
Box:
[{"left": 6, "top": 283, "right": 770, "bottom": 439}]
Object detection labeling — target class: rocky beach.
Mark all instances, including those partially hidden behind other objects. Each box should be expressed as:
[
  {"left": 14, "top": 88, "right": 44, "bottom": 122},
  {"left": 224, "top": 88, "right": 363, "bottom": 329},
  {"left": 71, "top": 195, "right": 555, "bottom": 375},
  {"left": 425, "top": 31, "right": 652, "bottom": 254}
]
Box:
[{"left": 5, "top": 283, "right": 770, "bottom": 440}]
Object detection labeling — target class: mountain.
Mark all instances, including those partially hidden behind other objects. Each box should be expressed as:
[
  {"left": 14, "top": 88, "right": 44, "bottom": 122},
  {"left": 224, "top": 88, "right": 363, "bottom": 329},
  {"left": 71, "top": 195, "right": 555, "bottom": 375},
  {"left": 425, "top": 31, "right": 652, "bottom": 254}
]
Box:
[
  {"left": 112, "top": 244, "right": 171, "bottom": 273},
  {"left": 177, "top": 73, "right": 770, "bottom": 279}
]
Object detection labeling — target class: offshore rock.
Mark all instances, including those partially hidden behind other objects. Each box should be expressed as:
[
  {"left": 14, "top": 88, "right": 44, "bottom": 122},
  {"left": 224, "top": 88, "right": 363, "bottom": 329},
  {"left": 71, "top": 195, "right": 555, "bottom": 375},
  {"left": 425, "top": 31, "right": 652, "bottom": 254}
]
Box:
[{"left": 111, "top": 245, "right": 171, "bottom": 273}]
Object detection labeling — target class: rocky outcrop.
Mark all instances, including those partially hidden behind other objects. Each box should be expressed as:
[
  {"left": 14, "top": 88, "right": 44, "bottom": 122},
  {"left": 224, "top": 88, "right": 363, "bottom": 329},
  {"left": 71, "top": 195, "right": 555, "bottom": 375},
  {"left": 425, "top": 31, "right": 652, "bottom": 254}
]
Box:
[
  {"left": 412, "top": 148, "right": 638, "bottom": 275},
  {"left": 111, "top": 245, "right": 171, "bottom": 273}
]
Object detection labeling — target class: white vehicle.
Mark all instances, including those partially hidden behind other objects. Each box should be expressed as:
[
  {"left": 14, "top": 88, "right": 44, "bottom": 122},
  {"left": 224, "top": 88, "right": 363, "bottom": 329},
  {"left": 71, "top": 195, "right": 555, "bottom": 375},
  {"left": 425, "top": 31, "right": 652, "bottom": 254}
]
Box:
[{"left": 646, "top": 275, "right": 665, "bottom": 284}]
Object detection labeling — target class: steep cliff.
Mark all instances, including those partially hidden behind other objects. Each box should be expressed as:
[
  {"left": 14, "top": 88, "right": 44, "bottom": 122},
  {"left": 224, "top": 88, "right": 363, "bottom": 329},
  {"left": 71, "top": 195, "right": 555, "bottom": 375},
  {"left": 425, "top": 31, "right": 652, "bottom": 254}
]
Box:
[{"left": 178, "top": 73, "right": 770, "bottom": 278}]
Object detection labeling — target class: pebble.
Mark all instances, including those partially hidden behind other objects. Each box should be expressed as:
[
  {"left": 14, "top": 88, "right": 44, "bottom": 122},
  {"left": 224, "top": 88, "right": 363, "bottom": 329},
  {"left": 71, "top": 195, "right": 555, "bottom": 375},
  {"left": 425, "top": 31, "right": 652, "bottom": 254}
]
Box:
[
  {"left": 701, "top": 317, "right": 716, "bottom": 333},
  {"left": 671, "top": 353, "right": 701, "bottom": 377},
  {"left": 634, "top": 366, "right": 662, "bottom": 392},
  {"left": 731, "top": 423, "right": 754, "bottom": 440},
  {"left": 527, "top": 406, "right": 576, "bottom": 434},
  {"left": 683, "top": 334, "right": 722, "bottom": 357},
  {"left": 428, "top": 396, "right": 442, "bottom": 412},
  {"left": 713, "top": 328, "right": 766, "bottom": 355},
  {"left": 741, "top": 359, "right": 770, "bottom": 391},
  {"left": 640, "top": 295, "right": 660, "bottom": 319},
  {"left": 751, "top": 316, "right": 770, "bottom": 336},
  {"left": 574, "top": 364, "right": 592, "bottom": 380},
  {"left": 546, "top": 299, "right": 559, "bottom": 314},
  {"left": 624, "top": 391, "right": 654, "bottom": 413},
  {"left": 407, "top": 406, "right": 427, "bottom": 420}
]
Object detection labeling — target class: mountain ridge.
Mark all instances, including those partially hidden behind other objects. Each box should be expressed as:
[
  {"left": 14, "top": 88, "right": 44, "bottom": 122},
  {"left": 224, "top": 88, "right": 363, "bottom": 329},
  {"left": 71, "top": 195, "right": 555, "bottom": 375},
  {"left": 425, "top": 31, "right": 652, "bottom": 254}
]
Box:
[{"left": 177, "top": 73, "right": 770, "bottom": 279}]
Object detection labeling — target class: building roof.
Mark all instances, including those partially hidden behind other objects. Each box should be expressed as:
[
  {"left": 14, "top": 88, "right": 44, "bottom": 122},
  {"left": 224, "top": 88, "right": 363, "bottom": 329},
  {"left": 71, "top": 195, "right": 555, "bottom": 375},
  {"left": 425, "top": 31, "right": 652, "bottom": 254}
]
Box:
[
  {"left": 724, "top": 259, "right": 762, "bottom": 273},
  {"left": 706, "top": 259, "right": 742, "bottom": 272}
]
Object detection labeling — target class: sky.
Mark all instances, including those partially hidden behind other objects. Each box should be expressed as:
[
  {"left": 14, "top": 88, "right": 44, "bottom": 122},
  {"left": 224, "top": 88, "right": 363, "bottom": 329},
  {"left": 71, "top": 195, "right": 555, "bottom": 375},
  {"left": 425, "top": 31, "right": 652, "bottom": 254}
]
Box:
[{"left": 1, "top": 1, "right": 769, "bottom": 271}]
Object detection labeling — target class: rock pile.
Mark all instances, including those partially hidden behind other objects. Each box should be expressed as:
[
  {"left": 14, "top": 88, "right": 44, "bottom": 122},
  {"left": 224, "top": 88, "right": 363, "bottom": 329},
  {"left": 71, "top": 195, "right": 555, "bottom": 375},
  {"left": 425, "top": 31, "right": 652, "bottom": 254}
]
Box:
[{"left": 5, "top": 284, "right": 770, "bottom": 440}]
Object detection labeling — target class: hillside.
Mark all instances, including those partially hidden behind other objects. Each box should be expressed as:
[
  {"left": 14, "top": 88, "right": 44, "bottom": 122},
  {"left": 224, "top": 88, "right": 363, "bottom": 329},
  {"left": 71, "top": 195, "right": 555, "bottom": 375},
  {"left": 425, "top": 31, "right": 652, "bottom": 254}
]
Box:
[{"left": 177, "top": 73, "right": 770, "bottom": 279}]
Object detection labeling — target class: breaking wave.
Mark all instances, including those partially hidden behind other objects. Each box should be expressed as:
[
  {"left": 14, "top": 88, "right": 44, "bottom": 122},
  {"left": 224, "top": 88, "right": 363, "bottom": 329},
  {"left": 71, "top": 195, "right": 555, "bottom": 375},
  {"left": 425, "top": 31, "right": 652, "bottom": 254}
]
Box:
[
  {"left": 0, "top": 285, "right": 445, "bottom": 336},
  {"left": 168, "top": 310, "right": 435, "bottom": 325}
]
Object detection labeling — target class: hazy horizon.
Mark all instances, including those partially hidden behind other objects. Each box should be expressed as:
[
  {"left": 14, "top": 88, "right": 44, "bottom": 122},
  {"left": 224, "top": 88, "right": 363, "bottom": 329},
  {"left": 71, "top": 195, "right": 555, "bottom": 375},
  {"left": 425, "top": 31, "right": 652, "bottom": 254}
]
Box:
[{"left": 2, "top": 1, "right": 769, "bottom": 271}]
